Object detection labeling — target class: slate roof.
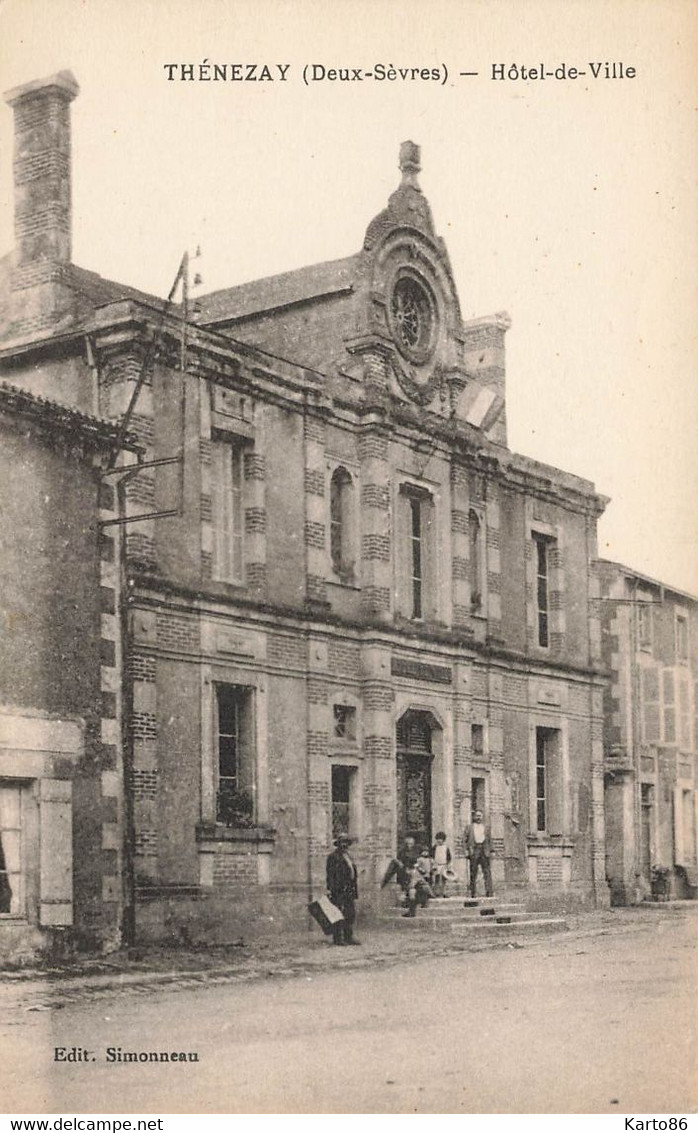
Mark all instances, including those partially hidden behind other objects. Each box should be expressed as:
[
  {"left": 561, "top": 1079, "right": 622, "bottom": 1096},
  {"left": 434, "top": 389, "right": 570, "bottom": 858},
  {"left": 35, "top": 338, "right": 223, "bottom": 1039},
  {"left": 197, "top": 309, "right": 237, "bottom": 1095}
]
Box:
[{"left": 196, "top": 254, "right": 359, "bottom": 325}]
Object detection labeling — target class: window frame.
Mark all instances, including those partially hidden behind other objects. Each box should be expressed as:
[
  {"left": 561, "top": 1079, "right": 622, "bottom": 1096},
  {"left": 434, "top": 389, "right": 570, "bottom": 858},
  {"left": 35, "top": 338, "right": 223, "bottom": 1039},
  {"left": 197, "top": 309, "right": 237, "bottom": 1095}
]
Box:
[
  {"left": 533, "top": 532, "right": 551, "bottom": 649},
  {"left": 529, "top": 724, "right": 566, "bottom": 837},
  {"left": 471, "top": 722, "right": 485, "bottom": 759},
  {"left": 398, "top": 481, "right": 436, "bottom": 622},
  {"left": 211, "top": 436, "right": 246, "bottom": 585},
  {"left": 0, "top": 782, "right": 24, "bottom": 918},
  {"left": 214, "top": 683, "right": 256, "bottom": 826},
  {"left": 329, "top": 465, "right": 355, "bottom": 580},
  {"left": 468, "top": 508, "right": 486, "bottom": 616},
  {"left": 332, "top": 703, "right": 357, "bottom": 743},
  {"left": 329, "top": 758, "right": 361, "bottom": 843},
  {"left": 675, "top": 612, "right": 689, "bottom": 664},
  {"left": 636, "top": 601, "right": 654, "bottom": 652},
  {"left": 535, "top": 728, "right": 547, "bottom": 832},
  {"left": 409, "top": 495, "right": 424, "bottom": 619}
]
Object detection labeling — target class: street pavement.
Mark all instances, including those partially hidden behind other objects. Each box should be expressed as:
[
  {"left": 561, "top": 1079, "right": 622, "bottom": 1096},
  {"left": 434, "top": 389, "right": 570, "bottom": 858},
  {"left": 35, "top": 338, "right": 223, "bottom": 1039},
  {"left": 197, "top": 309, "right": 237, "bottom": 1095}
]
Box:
[{"left": 1, "top": 909, "right": 696, "bottom": 1114}]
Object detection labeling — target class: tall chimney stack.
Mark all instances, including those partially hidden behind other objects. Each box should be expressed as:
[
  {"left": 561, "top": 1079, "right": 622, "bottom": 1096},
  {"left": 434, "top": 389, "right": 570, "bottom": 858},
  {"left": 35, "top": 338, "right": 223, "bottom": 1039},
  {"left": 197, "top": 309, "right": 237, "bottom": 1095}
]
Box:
[{"left": 3, "top": 70, "right": 79, "bottom": 338}]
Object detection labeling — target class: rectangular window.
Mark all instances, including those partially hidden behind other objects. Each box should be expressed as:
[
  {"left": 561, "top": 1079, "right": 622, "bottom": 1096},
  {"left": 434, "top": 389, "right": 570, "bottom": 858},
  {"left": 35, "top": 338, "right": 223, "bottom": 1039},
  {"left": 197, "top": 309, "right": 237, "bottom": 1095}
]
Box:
[
  {"left": 0, "top": 785, "right": 23, "bottom": 916},
  {"left": 533, "top": 727, "right": 563, "bottom": 835},
  {"left": 676, "top": 614, "right": 688, "bottom": 663},
  {"left": 333, "top": 704, "right": 356, "bottom": 742},
  {"left": 410, "top": 496, "right": 423, "bottom": 619},
  {"left": 471, "top": 723, "right": 484, "bottom": 758},
  {"left": 215, "top": 685, "right": 254, "bottom": 825},
  {"left": 212, "top": 439, "right": 244, "bottom": 583},
  {"left": 398, "top": 485, "right": 435, "bottom": 621},
  {"left": 469, "top": 510, "right": 485, "bottom": 614},
  {"left": 533, "top": 534, "right": 550, "bottom": 648},
  {"left": 637, "top": 603, "right": 653, "bottom": 651},
  {"left": 471, "top": 776, "right": 486, "bottom": 820},
  {"left": 535, "top": 729, "right": 547, "bottom": 831},
  {"left": 331, "top": 765, "right": 356, "bottom": 840}
]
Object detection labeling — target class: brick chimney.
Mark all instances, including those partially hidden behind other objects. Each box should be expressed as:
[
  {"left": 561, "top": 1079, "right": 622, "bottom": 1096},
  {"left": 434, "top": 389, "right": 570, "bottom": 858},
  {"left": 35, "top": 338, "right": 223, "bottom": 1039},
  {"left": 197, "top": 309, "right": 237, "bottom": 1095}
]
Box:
[{"left": 4, "top": 70, "right": 79, "bottom": 338}]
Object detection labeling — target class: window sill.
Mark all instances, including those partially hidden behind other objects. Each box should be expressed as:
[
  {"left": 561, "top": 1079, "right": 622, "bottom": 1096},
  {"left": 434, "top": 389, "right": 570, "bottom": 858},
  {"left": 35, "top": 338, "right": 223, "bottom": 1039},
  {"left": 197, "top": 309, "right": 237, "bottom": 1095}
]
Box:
[
  {"left": 327, "top": 576, "right": 361, "bottom": 592},
  {"left": 210, "top": 577, "right": 248, "bottom": 591},
  {"left": 527, "top": 834, "right": 575, "bottom": 854}
]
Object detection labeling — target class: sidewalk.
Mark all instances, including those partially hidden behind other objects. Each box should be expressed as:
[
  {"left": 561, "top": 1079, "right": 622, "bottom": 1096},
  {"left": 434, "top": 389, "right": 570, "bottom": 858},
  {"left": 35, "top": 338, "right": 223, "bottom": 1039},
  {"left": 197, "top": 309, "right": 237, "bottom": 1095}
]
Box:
[{"left": 2, "top": 901, "right": 695, "bottom": 1001}]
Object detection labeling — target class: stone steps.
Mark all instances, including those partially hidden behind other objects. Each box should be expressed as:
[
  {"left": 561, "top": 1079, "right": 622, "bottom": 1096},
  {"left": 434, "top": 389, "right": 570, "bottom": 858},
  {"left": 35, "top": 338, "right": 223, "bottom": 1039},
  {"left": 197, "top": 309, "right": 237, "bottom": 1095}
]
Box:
[
  {"left": 381, "top": 893, "right": 568, "bottom": 935},
  {"left": 450, "top": 916, "right": 568, "bottom": 936},
  {"left": 386, "top": 901, "right": 524, "bottom": 919}
]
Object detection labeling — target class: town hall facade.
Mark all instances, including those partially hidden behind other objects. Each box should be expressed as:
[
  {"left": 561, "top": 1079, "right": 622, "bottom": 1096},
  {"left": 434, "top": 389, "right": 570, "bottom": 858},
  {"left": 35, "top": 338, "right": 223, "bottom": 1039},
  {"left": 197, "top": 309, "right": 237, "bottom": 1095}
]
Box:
[{"left": 0, "top": 71, "right": 614, "bottom": 952}]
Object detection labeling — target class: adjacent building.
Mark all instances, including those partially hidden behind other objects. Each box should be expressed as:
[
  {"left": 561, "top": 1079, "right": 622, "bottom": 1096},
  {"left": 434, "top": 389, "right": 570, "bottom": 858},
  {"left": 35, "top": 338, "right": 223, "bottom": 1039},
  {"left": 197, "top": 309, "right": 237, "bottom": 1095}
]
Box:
[
  {"left": 599, "top": 561, "right": 697, "bottom": 904},
  {"left": 1, "top": 70, "right": 618, "bottom": 952},
  {"left": 0, "top": 380, "right": 132, "bottom": 959}
]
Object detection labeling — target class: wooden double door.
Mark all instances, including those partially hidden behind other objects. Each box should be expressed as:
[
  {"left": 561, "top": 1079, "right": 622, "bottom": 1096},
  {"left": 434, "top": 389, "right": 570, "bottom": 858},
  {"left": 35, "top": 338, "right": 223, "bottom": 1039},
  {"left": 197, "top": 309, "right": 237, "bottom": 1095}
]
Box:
[{"left": 396, "top": 753, "right": 432, "bottom": 850}]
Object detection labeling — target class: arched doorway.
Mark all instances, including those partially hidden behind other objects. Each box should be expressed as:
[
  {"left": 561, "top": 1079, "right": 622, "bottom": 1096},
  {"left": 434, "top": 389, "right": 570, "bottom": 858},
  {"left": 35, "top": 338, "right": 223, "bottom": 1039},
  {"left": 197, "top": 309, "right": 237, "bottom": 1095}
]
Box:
[{"left": 396, "top": 710, "right": 438, "bottom": 849}]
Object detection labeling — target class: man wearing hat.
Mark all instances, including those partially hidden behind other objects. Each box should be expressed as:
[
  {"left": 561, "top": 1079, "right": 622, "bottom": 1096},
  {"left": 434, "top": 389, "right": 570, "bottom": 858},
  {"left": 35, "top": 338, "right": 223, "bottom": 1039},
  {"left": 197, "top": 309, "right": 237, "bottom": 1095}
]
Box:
[
  {"left": 326, "top": 833, "right": 361, "bottom": 945},
  {"left": 466, "top": 809, "right": 494, "bottom": 898}
]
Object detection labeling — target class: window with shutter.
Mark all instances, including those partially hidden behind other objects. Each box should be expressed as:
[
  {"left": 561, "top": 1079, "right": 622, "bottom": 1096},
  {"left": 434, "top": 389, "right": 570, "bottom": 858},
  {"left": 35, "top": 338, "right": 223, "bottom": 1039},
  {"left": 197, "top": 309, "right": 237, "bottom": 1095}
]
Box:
[
  {"left": 682, "top": 789, "right": 697, "bottom": 864},
  {"left": 675, "top": 614, "right": 688, "bottom": 663},
  {"left": 641, "top": 665, "right": 661, "bottom": 745},
  {"left": 39, "top": 779, "right": 73, "bottom": 926},
  {"left": 637, "top": 602, "right": 653, "bottom": 651},
  {"left": 678, "top": 672, "right": 692, "bottom": 751},
  {"left": 662, "top": 668, "right": 676, "bottom": 744},
  {"left": 673, "top": 786, "right": 697, "bottom": 867}
]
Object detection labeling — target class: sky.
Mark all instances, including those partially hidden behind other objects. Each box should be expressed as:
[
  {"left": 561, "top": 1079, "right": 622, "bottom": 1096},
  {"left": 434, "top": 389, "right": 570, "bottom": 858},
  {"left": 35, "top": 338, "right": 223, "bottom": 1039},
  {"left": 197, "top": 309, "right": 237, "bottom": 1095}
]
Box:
[{"left": 0, "top": 0, "right": 696, "bottom": 594}]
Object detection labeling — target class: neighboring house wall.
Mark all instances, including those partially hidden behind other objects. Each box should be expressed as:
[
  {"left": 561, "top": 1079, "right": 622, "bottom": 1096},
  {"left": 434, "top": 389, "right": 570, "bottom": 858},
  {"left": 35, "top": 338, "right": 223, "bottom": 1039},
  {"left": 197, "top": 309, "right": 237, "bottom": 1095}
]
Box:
[
  {"left": 0, "top": 389, "right": 125, "bottom": 959},
  {"left": 599, "top": 561, "right": 697, "bottom": 904}
]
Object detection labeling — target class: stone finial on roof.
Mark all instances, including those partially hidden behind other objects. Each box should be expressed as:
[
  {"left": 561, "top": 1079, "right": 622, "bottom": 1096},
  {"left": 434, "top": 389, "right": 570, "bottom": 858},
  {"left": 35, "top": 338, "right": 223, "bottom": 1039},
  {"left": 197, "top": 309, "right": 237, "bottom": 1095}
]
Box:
[{"left": 399, "top": 141, "right": 421, "bottom": 190}]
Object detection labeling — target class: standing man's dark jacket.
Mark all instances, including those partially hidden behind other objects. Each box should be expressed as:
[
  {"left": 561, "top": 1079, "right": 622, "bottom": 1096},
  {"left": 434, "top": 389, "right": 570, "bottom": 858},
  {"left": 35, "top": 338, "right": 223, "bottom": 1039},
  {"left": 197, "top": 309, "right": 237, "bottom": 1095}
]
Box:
[
  {"left": 326, "top": 847, "right": 359, "bottom": 904},
  {"left": 326, "top": 837, "right": 360, "bottom": 944}
]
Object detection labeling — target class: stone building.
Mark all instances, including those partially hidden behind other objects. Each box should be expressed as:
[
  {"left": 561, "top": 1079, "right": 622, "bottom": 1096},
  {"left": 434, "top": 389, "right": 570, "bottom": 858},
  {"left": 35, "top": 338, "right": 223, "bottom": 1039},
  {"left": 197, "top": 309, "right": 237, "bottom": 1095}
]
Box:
[
  {"left": 599, "top": 560, "right": 697, "bottom": 904},
  {"left": 1, "top": 71, "right": 612, "bottom": 948},
  {"left": 0, "top": 380, "right": 131, "bottom": 959}
]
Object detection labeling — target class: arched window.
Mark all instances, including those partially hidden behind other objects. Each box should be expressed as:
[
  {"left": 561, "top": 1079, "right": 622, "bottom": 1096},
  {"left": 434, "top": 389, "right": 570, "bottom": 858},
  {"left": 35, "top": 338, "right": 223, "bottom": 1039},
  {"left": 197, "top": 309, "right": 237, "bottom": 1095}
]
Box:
[
  {"left": 330, "top": 466, "right": 354, "bottom": 577},
  {"left": 469, "top": 509, "right": 483, "bottom": 613}
]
